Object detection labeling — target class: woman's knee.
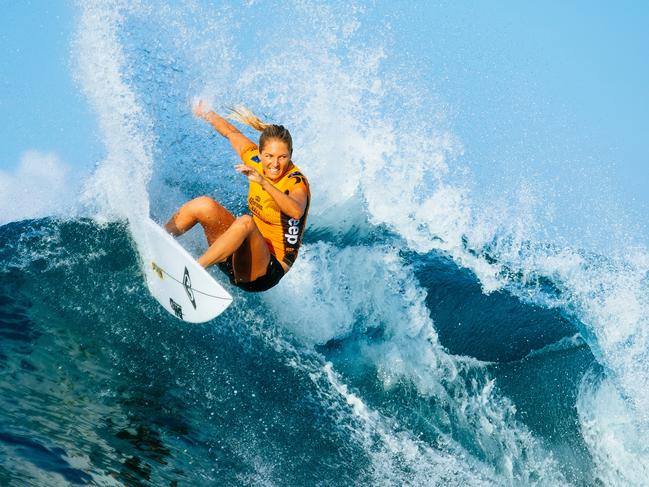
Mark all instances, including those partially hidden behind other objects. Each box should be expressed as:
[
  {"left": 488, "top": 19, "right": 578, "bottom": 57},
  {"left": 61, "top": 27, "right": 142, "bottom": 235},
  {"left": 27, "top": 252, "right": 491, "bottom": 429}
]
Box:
[
  {"left": 234, "top": 214, "right": 254, "bottom": 232},
  {"left": 189, "top": 196, "right": 221, "bottom": 219}
]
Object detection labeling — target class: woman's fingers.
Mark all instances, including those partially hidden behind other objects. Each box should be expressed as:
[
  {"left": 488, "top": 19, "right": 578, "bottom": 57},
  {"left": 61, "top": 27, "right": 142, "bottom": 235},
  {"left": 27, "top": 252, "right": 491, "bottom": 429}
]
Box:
[
  {"left": 235, "top": 165, "right": 263, "bottom": 183},
  {"left": 192, "top": 99, "right": 208, "bottom": 118}
]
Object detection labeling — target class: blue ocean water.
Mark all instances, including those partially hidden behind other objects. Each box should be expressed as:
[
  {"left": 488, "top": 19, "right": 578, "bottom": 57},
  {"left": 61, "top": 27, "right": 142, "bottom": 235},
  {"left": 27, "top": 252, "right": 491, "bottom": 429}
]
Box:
[{"left": 2, "top": 1, "right": 649, "bottom": 485}]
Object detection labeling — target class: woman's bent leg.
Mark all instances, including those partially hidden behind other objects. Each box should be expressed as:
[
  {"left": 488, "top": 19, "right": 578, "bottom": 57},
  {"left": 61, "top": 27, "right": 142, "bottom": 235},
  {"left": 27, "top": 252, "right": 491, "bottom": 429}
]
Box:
[
  {"left": 198, "top": 215, "right": 271, "bottom": 283},
  {"left": 165, "top": 196, "right": 235, "bottom": 245},
  {"left": 233, "top": 217, "right": 272, "bottom": 283},
  {"left": 166, "top": 197, "right": 271, "bottom": 283}
]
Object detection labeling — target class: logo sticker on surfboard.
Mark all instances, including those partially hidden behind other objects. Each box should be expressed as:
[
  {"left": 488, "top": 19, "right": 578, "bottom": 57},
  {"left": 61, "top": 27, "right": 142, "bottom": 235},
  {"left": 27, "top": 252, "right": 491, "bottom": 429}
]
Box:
[
  {"left": 170, "top": 298, "right": 183, "bottom": 319},
  {"left": 152, "top": 261, "right": 164, "bottom": 279},
  {"left": 183, "top": 267, "right": 197, "bottom": 309}
]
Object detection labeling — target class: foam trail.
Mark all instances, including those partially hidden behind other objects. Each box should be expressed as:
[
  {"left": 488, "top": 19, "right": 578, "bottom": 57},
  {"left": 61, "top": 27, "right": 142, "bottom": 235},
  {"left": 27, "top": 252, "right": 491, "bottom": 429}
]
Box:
[
  {"left": 318, "top": 363, "right": 501, "bottom": 486},
  {"left": 527, "top": 249, "right": 649, "bottom": 413},
  {"left": 73, "top": 0, "right": 153, "bottom": 222},
  {"left": 480, "top": 232, "right": 649, "bottom": 437},
  {"left": 242, "top": 317, "right": 503, "bottom": 485}
]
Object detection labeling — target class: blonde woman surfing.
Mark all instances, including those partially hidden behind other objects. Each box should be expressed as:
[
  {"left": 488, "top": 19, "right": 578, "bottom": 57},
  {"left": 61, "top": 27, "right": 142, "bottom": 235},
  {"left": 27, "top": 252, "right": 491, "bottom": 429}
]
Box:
[{"left": 165, "top": 102, "right": 310, "bottom": 292}]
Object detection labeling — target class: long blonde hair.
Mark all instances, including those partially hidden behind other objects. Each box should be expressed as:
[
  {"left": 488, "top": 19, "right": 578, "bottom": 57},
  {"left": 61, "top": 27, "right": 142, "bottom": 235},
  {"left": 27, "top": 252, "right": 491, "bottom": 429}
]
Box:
[{"left": 228, "top": 105, "right": 293, "bottom": 155}]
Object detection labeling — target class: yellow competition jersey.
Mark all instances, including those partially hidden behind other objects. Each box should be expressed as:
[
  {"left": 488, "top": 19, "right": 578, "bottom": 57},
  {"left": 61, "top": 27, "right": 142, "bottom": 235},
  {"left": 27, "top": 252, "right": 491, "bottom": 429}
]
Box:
[{"left": 241, "top": 144, "right": 310, "bottom": 268}]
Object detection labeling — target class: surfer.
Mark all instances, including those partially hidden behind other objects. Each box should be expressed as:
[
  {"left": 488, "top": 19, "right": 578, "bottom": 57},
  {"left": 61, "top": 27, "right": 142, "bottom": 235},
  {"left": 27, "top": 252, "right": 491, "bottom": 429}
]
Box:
[{"left": 164, "top": 101, "right": 310, "bottom": 292}]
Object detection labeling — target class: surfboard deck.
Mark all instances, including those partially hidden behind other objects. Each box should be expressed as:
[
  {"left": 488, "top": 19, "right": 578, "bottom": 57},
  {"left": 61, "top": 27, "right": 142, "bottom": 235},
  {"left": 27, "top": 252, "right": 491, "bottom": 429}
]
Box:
[{"left": 137, "top": 218, "right": 233, "bottom": 323}]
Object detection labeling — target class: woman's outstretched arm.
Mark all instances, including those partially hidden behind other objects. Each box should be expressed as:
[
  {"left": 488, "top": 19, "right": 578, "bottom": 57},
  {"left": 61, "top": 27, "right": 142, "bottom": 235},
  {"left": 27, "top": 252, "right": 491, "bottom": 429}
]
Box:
[{"left": 193, "top": 100, "right": 254, "bottom": 157}]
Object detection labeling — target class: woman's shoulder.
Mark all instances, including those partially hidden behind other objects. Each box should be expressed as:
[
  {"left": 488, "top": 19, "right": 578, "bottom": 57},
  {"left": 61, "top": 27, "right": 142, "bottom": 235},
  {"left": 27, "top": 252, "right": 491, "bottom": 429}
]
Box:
[{"left": 240, "top": 144, "right": 261, "bottom": 165}]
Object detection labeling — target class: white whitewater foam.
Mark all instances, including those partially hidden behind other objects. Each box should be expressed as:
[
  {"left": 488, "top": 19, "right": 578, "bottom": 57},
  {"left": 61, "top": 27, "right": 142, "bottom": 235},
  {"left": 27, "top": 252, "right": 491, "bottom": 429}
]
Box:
[
  {"left": 267, "top": 242, "right": 567, "bottom": 484},
  {"left": 577, "top": 368, "right": 649, "bottom": 486},
  {"left": 241, "top": 311, "right": 505, "bottom": 486},
  {"left": 319, "top": 362, "right": 502, "bottom": 486}
]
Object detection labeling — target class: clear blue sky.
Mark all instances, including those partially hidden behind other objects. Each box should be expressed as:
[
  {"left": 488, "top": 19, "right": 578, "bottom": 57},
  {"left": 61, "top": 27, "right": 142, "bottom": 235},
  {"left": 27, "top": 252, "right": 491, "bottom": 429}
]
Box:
[
  {"left": 437, "top": 2, "right": 648, "bottom": 205},
  {"left": 1, "top": 1, "right": 647, "bottom": 238},
  {"left": 0, "top": 1, "right": 101, "bottom": 174}
]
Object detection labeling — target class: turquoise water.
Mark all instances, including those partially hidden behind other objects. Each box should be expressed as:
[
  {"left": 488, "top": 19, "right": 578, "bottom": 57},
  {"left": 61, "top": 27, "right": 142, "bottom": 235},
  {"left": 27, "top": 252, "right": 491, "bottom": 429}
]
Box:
[
  {"left": 0, "top": 218, "right": 594, "bottom": 485},
  {"left": 2, "top": 1, "right": 649, "bottom": 485}
]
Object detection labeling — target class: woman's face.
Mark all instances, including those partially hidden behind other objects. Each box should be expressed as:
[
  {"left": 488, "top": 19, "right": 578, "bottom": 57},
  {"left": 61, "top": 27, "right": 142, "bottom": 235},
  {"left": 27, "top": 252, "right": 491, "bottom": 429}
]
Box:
[{"left": 260, "top": 139, "right": 291, "bottom": 182}]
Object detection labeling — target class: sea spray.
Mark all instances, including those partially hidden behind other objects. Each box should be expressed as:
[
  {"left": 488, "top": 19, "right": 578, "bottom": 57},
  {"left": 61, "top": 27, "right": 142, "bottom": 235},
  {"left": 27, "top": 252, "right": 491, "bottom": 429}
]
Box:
[{"left": 74, "top": 0, "right": 153, "bottom": 222}]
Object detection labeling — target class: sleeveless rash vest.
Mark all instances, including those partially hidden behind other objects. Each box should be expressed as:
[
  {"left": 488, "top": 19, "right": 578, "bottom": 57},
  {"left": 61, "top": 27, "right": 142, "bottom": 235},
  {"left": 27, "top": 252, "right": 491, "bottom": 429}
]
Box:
[{"left": 241, "top": 144, "right": 310, "bottom": 268}]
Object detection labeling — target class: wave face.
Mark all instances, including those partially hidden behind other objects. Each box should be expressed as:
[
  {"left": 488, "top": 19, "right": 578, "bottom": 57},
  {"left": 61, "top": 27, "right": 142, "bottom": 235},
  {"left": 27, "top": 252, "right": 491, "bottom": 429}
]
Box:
[{"left": 1, "top": 1, "right": 648, "bottom": 485}]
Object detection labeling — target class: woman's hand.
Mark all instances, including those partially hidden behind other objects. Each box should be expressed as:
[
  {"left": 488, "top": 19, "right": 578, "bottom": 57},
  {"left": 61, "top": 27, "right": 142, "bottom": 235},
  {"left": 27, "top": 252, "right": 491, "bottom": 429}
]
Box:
[
  {"left": 193, "top": 100, "right": 255, "bottom": 156},
  {"left": 235, "top": 164, "right": 265, "bottom": 185},
  {"left": 192, "top": 99, "right": 211, "bottom": 120}
]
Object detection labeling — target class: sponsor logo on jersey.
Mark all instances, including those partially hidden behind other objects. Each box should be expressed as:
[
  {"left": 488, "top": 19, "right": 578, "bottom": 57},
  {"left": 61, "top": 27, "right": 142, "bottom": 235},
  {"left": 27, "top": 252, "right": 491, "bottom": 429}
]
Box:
[
  {"left": 284, "top": 218, "right": 301, "bottom": 245},
  {"left": 248, "top": 196, "right": 263, "bottom": 214},
  {"left": 288, "top": 171, "right": 303, "bottom": 184}
]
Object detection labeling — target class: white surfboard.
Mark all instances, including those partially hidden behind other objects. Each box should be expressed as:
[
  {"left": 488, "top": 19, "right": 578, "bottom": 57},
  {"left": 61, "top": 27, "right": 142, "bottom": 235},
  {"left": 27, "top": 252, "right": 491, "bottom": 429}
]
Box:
[{"left": 136, "top": 218, "right": 233, "bottom": 323}]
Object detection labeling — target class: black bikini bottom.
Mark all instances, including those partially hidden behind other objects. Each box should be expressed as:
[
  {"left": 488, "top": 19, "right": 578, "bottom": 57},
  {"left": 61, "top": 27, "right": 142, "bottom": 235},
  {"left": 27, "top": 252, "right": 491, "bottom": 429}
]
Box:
[{"left": 217, "top": 253, "right": 285, "bottom": 293}]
